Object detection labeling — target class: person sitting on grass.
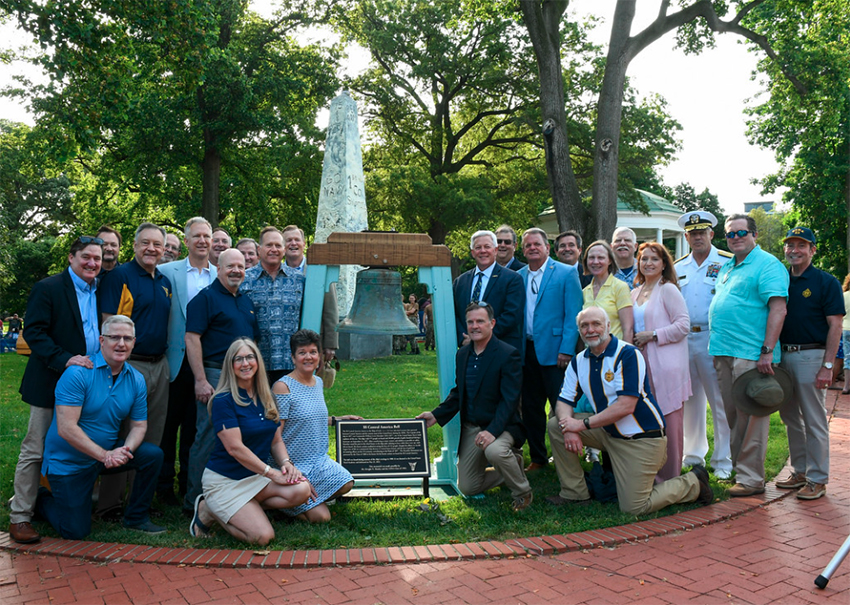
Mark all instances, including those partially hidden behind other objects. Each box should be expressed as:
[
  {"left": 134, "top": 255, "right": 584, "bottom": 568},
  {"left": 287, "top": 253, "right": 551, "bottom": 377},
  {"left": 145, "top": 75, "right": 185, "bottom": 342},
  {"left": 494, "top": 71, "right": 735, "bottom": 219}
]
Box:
[
  {"left": 272, "top": 329, "right": 360, "bottom": 523},
  {"left": 190, "top": 338, "right": 312, "bottom": 545}
]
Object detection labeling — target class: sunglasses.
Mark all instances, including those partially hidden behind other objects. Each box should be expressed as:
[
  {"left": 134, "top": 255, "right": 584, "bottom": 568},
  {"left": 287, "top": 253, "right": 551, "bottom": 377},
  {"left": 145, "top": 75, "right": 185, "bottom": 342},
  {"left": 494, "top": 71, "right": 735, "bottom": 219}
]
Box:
[
  {"left": 76, "top": 236, "right": 104, "bottom": 246},
  {"left": 496, "top": 239, "right": 513, "bottom": 245},
  {"left": 725, "top": 230, "right": 753, "bottom": 239}
]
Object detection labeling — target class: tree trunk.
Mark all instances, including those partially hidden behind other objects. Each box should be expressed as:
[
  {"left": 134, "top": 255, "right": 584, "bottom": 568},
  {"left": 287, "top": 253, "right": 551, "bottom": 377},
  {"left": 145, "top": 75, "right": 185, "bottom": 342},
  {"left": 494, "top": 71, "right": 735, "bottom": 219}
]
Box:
[
  {"left": 519, "top": 1, "right": 584, "bottom": 238},
  {"left": 201, "top": 131, "right": 221, "bottom": 227}
]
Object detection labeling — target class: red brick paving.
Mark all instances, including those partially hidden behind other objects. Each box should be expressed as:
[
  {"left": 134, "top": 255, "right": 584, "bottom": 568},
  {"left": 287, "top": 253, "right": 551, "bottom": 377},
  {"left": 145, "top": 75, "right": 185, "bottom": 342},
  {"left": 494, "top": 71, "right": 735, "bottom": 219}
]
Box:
[{"left": 2, "top": 392, "right": 849, "bottom": 603}]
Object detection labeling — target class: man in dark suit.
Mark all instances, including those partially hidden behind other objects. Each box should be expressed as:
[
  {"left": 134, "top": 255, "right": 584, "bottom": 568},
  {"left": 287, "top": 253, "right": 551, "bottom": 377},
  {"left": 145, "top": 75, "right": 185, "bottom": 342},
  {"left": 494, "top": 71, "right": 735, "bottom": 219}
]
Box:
[
  {"left": 9, "top": 236, "right": 103, "bottom": 544},
  {"left": 417, "top": 303, "right": 532, "bottom": 511},
  {"left": 452, "top": 230, "right": 525, "bottom": 352},
  {"left": 519, "top": 228, "right": 583, "bottom": 472},
  {"left": 495, "top": 225, "right": 527, "bottom": 271}
]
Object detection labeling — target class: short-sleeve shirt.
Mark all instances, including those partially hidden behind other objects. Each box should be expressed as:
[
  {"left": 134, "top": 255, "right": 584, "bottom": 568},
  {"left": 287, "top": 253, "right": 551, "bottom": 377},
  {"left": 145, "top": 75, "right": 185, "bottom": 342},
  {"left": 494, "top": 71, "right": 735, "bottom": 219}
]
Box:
[
  {"left": 780, "top": 264, "right": 844, "bottom": 345},
  {"left": 99, "top": 258, "right": 172, "bottom": 356},
  {"left": 186, "top": 279, "right": 260, "bottom": 364},
  {"left": 582, "top": 274, "right": 633, "bottom": 338},
  {"left": 675, "top": 246, "right": 732, "bottom": 328},
  {"left": 558, "top": 336, "right": 664, "bottom": 438},
  {"left": 239, "top": 264, "right": 304, "bottom": 371},
  {"left": 206, "top": 390, "right": 279, "bottom": 480},
  {"left": 709, "top": 245, "right": 789, "bottom": 362},
  {"left": 42, "top": 353, "right": 147, "bottom": 476}
]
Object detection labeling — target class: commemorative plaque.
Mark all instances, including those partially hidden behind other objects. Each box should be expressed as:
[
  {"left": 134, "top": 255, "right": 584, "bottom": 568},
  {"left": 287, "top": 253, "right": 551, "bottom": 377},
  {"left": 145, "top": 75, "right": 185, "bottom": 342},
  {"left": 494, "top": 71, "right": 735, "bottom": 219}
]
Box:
[{"left": 336, "top": 418, "right": 431, "bottom": 481}]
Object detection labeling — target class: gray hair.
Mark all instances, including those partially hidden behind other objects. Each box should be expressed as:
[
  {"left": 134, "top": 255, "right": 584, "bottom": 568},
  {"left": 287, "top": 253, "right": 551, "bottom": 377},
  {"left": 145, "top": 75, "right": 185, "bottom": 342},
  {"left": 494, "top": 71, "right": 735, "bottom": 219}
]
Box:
[
  {"left": 576, "top": 306, "right": 611, "bottom": 330},
  {"left": 611, "top": 227, "right": 636, "bottom": 242},
  {"left": 470, "top": 230, "right": 497, "bottom": 249},
  {"left": 521, "top": 227, "right": 550, "bottom": 245},
  {"left": 134, "top": 222, "right": 166, "bottom": 242},
  {"left": 102, "top": 314, "right": 136, "bottom": 336},
  {"left": 184, "top": 216, "right": 212, "bottom": 238},
  {"left": 236, "top": 237, "right": 258, "bottom": 251}
]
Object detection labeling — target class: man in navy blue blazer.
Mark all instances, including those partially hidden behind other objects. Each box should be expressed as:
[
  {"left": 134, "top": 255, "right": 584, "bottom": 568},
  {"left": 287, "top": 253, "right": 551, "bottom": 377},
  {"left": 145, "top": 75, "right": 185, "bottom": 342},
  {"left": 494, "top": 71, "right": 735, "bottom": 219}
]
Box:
[
  {"left": 518, "top": 228, "right": 583, "bottom": 471},
  {"left": 452, "top": 230, "right": 525, "bottom": 353}
]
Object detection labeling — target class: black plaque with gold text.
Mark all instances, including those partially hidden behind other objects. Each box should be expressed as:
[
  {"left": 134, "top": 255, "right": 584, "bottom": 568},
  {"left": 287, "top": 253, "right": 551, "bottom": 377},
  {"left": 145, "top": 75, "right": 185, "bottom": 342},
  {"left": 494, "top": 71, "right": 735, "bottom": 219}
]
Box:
[{"left": 336, "top": 419, "right": 430, "bottom": 479}]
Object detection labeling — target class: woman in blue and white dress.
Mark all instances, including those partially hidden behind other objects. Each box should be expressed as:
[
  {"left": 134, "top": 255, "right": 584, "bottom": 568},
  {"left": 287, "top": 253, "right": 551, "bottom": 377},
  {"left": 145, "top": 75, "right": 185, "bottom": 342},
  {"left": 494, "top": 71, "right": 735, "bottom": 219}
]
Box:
[{"left": 273, "top": 329, "right": 361, "bottom": 523}]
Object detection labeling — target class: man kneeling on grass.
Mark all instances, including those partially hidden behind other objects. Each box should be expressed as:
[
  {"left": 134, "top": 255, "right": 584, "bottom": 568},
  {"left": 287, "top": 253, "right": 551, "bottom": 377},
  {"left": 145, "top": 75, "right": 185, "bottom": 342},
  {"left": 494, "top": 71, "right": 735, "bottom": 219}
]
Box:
[
  {"left": 546, "top": 307, "right": 713, "bottom": 514},
  {"left": 416, "top": 302, "right": 532, "bottom": 511},
  {"left": 36, "top": 315, "right": 165, "bottom": 539}
]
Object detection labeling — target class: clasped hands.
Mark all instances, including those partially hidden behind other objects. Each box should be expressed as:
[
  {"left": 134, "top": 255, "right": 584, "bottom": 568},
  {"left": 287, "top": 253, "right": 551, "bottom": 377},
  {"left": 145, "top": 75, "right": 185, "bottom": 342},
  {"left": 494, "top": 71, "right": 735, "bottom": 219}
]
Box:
[
  {"left": 103, "top": 445, "right": 133, "bottom": 468},
  {"left": 556, "top": 416, "right": 585, "bottom": 454}
]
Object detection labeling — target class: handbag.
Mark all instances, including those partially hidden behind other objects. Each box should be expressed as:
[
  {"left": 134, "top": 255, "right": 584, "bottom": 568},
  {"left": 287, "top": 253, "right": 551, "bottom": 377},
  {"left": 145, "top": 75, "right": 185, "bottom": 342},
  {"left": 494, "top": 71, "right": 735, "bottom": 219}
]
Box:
[{"left": 316, "top": 357, "right": 340, "bottom": 389}]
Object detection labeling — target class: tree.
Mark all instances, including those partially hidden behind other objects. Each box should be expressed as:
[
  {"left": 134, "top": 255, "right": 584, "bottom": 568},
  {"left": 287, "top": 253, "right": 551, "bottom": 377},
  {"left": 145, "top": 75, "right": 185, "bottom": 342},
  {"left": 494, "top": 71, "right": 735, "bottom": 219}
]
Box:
[
  {"left": 663, "top": 181, "right": 727, "bottom": 249},
  {"left": 749, "top": 206, "right": 787, "bottom": 260}
]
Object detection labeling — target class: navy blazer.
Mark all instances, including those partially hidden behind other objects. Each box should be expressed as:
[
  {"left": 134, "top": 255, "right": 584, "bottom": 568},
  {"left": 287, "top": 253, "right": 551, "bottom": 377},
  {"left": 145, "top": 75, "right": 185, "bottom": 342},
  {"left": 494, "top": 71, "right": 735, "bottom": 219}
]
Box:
[
  {"left": 504, "top": 257, "right": 526, "bottom": 271},
  {"left": 452, "top": 263, "right": 525, "bottom": 352},
  {"left": 431, "top": 336, "right": 524, "bottom": 446},
  {"left": 19, "top": 269, "right": 95, "bottom": 409}
]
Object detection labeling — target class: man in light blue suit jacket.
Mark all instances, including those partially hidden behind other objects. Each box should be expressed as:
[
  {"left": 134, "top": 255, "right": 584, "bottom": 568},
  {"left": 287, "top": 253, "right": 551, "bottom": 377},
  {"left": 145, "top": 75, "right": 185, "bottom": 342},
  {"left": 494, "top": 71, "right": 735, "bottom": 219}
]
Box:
[
  {"left": 156, "top": 217, "right": 216, "bottom": 505},
  {"left": 518, "top": 228, "right": 583, "bottom": 471}
]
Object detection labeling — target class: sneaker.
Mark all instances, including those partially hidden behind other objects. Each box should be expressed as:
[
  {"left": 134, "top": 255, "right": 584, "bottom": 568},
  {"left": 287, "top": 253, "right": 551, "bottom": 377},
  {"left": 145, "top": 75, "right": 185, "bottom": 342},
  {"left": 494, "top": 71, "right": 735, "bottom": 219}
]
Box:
[
  {"left": 690, "top": 465, "right": 714, "bottom": 506},
  {"left": 124, "top": 519, "right": 167, "bottom": 535},
  {"left": 796, "top": 482, "right": 826, "bottom": 500},
  {"left": 728, "top": 483, "right": 765, "bottom": 497},
  {"left": 511, "top": 492, "right": 533, "bottom": 511},
  {"left": 713, "top": 468, "right": 733, "bottom": 481},
  {"left": 776, "top": 472, "right": 807, "bottom": 490}
]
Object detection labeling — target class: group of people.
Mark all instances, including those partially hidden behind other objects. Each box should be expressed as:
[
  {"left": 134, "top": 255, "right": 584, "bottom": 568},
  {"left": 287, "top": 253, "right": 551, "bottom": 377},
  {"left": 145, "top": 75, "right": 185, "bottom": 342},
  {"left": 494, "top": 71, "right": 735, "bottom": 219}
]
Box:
[
  {"left": 8, "top": 210, "right": 842, "bottom": 546},
  {"left": 9, "top": 219, "right": 353, "bottom": 546}
]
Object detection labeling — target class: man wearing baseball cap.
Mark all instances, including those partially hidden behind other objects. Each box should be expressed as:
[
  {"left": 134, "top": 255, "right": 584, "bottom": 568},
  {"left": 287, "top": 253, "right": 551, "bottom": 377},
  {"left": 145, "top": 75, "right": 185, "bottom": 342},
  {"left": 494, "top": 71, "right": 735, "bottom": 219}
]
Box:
[
  {"left": 675, "top": 211, "right": 734, "bottom": 480},
  {"left": 775, "top": 227, "right": 843, "bottom": 500}
]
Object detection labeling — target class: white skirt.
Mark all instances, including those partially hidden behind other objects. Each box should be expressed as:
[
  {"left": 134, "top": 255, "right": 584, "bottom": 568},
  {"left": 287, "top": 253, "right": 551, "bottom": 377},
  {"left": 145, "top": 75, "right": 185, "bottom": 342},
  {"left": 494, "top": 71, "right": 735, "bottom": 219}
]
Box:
[{"left": 202, "top": 468, "right": 271, "bottom": 525}]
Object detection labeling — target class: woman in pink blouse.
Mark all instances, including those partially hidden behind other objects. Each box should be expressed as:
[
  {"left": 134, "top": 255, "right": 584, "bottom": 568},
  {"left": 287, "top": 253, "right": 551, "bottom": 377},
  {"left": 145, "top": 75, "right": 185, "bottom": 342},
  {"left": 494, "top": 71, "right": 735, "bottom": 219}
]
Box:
[{"left": 631, "top": 242, "right": 692, "bottom": 482}]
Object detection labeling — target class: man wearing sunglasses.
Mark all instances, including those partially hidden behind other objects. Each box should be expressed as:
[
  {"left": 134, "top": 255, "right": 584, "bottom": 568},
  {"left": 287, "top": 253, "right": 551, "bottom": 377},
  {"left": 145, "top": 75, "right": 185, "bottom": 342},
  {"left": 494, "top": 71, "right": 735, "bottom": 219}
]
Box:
[
  {"left": 709, "top": 214, "right": 789, "bottom": 497},
  {"left": 10, "top": 235, "right": 103, "bottom": 544},
  {"left": 494, "top": 225, "right": 526, "bottom": 271}
]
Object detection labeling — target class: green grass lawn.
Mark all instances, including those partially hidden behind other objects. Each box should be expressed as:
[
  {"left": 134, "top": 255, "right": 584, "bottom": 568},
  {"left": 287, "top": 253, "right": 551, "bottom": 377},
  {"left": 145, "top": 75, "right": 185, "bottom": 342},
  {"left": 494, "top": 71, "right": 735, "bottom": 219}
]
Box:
[{"left": 0, "top": 349, "right": 789, "bottom": 550}]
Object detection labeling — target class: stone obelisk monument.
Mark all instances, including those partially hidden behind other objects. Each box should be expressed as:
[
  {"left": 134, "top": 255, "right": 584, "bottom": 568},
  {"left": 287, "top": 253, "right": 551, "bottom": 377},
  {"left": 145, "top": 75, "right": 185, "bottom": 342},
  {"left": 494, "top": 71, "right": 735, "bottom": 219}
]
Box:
[{"left": 314, "top": 91, "right": 369, "bottom": 318}]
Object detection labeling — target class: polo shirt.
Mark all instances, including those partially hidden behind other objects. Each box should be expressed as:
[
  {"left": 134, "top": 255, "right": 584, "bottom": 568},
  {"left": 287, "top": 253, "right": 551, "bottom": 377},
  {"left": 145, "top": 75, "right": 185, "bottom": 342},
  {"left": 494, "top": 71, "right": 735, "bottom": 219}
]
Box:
[
  {"left": 558, "top": 336, "right": 664, "bottom": 438},
  {"left": 709, "top": 245, "right": 789, "bottom": 362},
  {"left": 99, "top": 258, "right": 172, "bottom": 356},
  {"left": 780, "top": 264, "right": 844, "bottom": 345},
  {"left": 206, "top": 390, "right": 279, "bottom": 480},
  {"left": 186, "top": 279, "right": 260, "bottom": 364},
  {"left": 42, "top": 353, "right": 147, "bottom": 476},
  {"left": 67, "top": 267, "right": 100, "bottom": 355},
  {"left": 239, "top": 264, "right": 304, "bottom": 371},
  {"left": 582, "top": 274, "right": 633, "bottom": 339}
]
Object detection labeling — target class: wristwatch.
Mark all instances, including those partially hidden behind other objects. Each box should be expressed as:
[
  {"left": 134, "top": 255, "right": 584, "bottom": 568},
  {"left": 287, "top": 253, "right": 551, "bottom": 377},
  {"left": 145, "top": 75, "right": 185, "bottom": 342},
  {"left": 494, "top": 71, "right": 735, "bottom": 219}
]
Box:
[
  {"left": 823, "top": 362, "right": 834, "bottom": 370},
  {"left": 583, "top": 417, "right": 591, "bottom": 430},
  {"left": 760, "top": 345, "right": 773, "bottom": 355}
]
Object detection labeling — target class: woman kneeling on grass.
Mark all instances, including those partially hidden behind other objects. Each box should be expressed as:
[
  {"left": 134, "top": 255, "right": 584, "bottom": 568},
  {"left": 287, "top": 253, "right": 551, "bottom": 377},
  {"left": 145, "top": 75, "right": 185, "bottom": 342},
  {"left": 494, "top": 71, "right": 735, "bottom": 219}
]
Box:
[
  {"left": 190, "top": 338, "right": 312, "bottom": 545},
  {"left": 272, "top": 329, "right": 361, "bottom": 523}
]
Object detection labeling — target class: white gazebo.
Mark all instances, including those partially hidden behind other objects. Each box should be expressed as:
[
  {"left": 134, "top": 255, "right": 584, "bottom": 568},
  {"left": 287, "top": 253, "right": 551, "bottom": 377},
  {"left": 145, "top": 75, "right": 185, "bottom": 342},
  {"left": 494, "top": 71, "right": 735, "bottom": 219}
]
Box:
[{"left": 535, "top": 189, "right": 688, "bottom": 258}]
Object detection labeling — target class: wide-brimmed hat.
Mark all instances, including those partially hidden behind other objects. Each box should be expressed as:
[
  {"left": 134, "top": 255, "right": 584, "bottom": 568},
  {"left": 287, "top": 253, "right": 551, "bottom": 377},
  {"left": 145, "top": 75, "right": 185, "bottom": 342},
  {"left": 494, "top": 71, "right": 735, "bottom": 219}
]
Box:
[{"left": 731, "top": 367, "right": 794, "bottom": 417}]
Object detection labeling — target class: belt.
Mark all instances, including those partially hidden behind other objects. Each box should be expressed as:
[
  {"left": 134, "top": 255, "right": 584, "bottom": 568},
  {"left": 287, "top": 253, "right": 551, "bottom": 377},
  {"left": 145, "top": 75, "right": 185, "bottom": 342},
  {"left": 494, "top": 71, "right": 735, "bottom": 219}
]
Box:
[
  {"left": 781, "top": 344, "right": 824, "bottom": 353},
  {"left": 203, "top": 360, "right": 223, "bottom": 370},
  {"left": 690, "top": 325, "right": 707, "bottom": 333},
  {"left": 616, "top": 428, "right": 666, "bottom": 440},
  {"left": 129, "top": 353, "right": 164, "bottom": 363}
]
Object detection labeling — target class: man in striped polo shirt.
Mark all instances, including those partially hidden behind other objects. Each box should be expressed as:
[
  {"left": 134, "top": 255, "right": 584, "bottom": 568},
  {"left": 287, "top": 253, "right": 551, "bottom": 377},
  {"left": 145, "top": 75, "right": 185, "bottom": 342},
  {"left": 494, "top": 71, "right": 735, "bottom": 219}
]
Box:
[{"left": 546, "top": 307, "right": 712, "bottom": 514}]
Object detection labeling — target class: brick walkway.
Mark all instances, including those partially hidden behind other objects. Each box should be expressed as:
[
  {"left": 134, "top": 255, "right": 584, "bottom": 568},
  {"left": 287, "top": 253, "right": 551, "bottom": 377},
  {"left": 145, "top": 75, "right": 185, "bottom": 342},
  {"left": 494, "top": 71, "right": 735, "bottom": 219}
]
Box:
[{"left": 2, "top": 393, "right": 848, "bottom": 604}]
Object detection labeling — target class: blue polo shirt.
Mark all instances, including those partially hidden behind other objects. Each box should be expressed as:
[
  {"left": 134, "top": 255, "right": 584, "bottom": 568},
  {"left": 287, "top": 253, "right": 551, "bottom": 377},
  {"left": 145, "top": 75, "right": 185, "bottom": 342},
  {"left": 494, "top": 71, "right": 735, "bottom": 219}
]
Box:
[
  {"left": 186, "top": 279, "right": 260, "bottom": 364},
  {"left": 43, "top": 353, "right": 147, "bottom": 476},
  {"left": 99, "top": 258, "right": 172, "bottom": 356},
  {"left": 558, "top": 336, "right": 665, "bottom": 438},
  {"left": 780, "top": 264, "right": 844, "bottom": 345},
  {"left": 709, "top": 245, "right": 789, "bottom": 363},
  {"left": 206, "top": 390, "right": 279, "bottom": 480}
]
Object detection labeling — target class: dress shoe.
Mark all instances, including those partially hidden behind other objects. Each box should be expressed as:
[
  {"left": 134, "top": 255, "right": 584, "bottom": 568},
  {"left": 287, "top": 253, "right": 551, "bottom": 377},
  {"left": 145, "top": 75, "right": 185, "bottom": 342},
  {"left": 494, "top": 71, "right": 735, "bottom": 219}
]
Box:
[
  {"left": 776, "top": 472, "right": 807, "bottom": 490},
  {"left": 690, "top": 465, "right": 714, "bottom": 506},
  {"left": 9, "top": 522, "right": 40, "bottom": 544},
  {"left": 728, "top": 483, "right": 765, "bottom": 497},
  {"left": 797, "top": 482, "right": 826, "bottom": 500},
  {"left": 524, "top": 462, "right": 548, "bottom": 472},
  {"left": 545, "top": 494, "right": 591, "bottom": 507},
  {"left": 511, "top": 492, "right": 533, "bottom": 511}
]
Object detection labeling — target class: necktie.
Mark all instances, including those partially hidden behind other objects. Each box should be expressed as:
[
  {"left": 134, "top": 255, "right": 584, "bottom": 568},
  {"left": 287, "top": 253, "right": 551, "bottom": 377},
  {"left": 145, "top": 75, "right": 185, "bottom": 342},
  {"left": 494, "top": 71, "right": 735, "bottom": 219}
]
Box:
[{"left": 471, "top": 272, "right": 484, "bottom": 303}]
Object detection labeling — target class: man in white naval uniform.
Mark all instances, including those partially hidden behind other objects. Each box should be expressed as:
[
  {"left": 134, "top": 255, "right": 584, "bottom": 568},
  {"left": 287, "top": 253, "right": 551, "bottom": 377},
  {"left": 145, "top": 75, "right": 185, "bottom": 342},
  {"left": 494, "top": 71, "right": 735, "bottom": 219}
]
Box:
[{"left": 675, "top": 211, "right": 733, "bottom": 479}]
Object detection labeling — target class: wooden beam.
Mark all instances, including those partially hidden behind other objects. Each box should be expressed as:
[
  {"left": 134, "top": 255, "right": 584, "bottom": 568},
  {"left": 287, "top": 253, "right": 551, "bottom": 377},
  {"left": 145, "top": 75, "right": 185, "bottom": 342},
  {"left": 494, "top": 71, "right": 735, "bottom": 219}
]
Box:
[{"left": 307, "top": 232, "right": 452, "bottom": 267}]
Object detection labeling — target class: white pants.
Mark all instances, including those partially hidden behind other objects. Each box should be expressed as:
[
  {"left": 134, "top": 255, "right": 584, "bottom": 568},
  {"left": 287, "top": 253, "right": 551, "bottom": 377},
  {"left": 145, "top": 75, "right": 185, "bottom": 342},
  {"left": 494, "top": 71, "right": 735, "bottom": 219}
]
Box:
[{"left": 682, "top": 330, "right": 732, "bottom": 474}]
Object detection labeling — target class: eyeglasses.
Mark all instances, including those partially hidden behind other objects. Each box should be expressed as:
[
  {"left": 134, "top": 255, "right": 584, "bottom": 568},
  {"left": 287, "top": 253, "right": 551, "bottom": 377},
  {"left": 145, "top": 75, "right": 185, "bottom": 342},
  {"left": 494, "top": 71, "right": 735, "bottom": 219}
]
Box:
[
  {"left": 496, "top": 239, "right": 513, "bottom": 245},
  {"left": 233, "top": 354, "right": 257, "bottom": 364},
  {"left": 76, "top": 236, "right": 104, "bottom": 246},
  {"left": 102, "top": 334, "right": 135, "bottom": 343},
  {"left": 725, "top": 230, "right": 753, "bottom": 239}
]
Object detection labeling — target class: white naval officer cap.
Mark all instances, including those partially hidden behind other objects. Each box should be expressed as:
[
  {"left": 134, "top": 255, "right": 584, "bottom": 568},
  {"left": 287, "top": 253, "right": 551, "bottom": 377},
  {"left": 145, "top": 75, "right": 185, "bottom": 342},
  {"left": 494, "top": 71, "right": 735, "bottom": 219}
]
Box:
[{"left": 677, "top": 210, "right": 717, "bottom": 232}]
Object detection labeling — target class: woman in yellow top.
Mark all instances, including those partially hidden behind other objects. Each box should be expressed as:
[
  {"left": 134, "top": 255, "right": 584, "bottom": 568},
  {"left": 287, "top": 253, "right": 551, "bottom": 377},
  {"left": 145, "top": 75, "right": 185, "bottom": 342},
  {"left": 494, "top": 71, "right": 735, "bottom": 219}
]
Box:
[{"left": 581, "top": 240, "right": 634, "bottom": 343}]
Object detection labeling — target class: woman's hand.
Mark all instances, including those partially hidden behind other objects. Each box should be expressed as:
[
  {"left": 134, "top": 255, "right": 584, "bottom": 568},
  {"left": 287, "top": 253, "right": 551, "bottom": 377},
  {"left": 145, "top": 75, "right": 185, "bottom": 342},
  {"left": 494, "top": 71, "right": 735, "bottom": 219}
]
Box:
[
  {"left": 633, "top": 330, "right": 654, "bottom": 348},
  {"left": 276, "top": 460, "right": 304, "bottom": 484},
  {"left": 337, "top": 414, "right": 363, "bottom": 421}
]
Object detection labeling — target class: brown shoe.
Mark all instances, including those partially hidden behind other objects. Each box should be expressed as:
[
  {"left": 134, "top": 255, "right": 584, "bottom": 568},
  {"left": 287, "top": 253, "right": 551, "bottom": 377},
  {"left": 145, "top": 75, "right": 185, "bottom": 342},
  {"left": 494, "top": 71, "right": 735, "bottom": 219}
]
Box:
[
  {"left": 797, "top": 482, "right": 826, "bottom": 500},
  {"left": 776, "top": 472, "right": 807, "bottom": 490},
  {"left": 512, "top": 492, "right": 533, "bottom": 511},
  {"left": 545, "top": 494, "right": 591, "bottom": 507},
  {"left": 524, "top": 462, "right": 548, "bottom": 472},
  {"left": 9, "top": 522, "right": 40, "bottom": 544},
  {"left": 729, "top": 483, "right": 765, "bottom": 497},
  {"left": 690, "top": 465, "right": 714, "bottom": 506}
]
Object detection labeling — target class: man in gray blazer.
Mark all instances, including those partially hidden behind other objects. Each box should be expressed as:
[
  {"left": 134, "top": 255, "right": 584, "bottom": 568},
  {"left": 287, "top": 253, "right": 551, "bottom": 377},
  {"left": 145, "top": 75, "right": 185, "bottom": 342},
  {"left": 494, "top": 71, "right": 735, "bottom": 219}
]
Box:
[{"left": 156, "top": 217, "right": 216, "bottom": 506}]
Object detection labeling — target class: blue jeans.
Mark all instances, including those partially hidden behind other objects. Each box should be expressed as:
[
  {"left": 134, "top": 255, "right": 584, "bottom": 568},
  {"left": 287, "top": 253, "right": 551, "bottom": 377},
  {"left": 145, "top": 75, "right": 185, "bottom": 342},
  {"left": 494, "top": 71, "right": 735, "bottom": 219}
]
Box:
[
  {"left": 843, "top": 331, "right": 850, "bottom": 371},
  {"left": 183, "top": 367, "right": 221, "bottom": 513},
  {"left": 37, "top": 441, "right": 163, "bottom": 539}
]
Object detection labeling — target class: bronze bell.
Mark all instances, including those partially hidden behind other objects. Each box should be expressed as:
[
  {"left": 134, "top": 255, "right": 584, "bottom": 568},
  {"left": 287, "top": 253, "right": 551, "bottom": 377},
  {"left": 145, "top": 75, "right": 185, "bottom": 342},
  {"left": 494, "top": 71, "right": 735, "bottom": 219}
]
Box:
[{"left": 337, "top": 268, "right": 419, "bottom": 335}]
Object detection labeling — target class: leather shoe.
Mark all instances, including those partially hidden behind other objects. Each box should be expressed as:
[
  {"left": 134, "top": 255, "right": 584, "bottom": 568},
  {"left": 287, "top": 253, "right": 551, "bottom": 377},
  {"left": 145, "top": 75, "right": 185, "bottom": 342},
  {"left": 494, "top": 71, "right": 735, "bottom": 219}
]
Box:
[
  {"left": 9, "top": 522, "right": 40, "bottom": 544},
  {"left": 776, "top": 472, "right": 807, "bottom": 490},
  {"left": 797, "top": 482, "right": 826, "bottom": 500},
  {"left": 728, "top": 483, "right": 765, "bottom": 497},
  {"left": 511, "top": 492, "right": 533, "bottom": 511},
  {"left": 690, "top": 465, "right": 714, "bottom": 506},
  {"left": 545, "top": 494, "right": 591, "bottom": 507},
  {"left": 524, "top": 462, "right": 548, "bottom": 472}
]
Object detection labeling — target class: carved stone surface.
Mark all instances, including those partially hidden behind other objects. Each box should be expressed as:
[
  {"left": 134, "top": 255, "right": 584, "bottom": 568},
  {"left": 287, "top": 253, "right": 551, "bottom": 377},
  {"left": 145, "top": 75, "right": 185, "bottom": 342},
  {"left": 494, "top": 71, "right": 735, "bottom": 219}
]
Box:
[{"left": 314, "top": 91, "right": 369, "bottom": 316}]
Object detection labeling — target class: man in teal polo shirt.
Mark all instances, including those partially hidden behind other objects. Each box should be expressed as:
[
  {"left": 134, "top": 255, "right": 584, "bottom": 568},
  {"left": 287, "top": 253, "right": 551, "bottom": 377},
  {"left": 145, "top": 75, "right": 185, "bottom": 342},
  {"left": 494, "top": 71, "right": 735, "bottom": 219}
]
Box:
[{"left": 709, "top": 213, "right": 789, "bottom": 497}]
